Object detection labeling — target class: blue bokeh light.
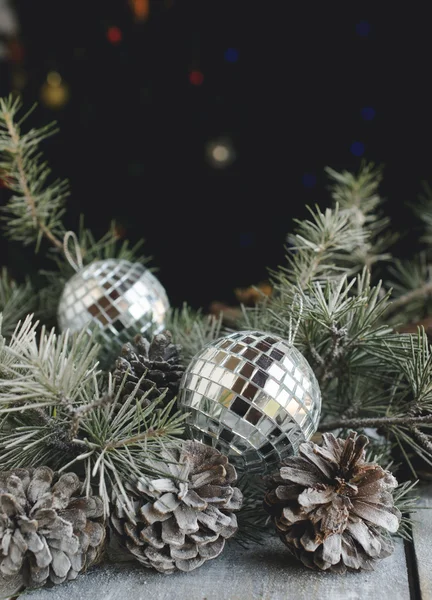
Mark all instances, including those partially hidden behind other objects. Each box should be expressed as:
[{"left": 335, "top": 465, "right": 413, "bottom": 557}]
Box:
[
  {"left": 350, "top": 142, "right": 365, "bottom": 157},
  {"left": 361, "top": 107, "right": 376, "bottom": 121},
  {"left": 239, "top": 232, "right": 254, "bottom": 248},
  {"left": 224, "top": 48, "right": 239, "bottom": 63},
  {"left": 302, "top": 173, "right": 317, "bottom": 188},
  {"left": 356, "top": 20, "right": 371, "bottom": 37}
]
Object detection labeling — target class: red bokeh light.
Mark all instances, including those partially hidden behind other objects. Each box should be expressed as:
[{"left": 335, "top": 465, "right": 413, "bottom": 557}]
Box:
[
  {"left": 189, "top": 70, "right": 204, "bottom": 86},
  {"left": 107, "top": 27, "right": 122, "bottom": 45}
]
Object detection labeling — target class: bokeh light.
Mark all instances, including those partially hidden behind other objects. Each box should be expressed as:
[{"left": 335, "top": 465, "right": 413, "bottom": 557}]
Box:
[
  {"left": 206, "top": 138, "right": 236, "bottom": 168},
  {"left": 361, "top": 107, "right": 376, "bottom": 121},
  {"left": 107, "top": 26, "right": 122, "bottom": 44},
  {"left": 47, "top": 71, "right": 62, "bottom": 87},
  {"left": 224, "top": 48, "right": 239, "bottom": 63},
  {"left": 350, "top": 141, "right": 365, "bottom": 157},
  {"left": 40, "top": 71, "right": 69, "bottom": 109},
  {"left": 189, "top": 70, "right": 204, "bottom": 86},
  {"left": 130, "top": 0, "right": 150, "bottom": 21},
  {"left": 356, "top": 20, "right": 371, "bottom": 37},
  {"left": 302, "top": 173, "right": 317, "bottom": 188}
]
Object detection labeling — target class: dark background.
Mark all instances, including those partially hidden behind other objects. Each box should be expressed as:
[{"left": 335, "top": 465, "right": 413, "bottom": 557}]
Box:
[{"left": 0, "top": 2, "right": 430, "bottom": 309}]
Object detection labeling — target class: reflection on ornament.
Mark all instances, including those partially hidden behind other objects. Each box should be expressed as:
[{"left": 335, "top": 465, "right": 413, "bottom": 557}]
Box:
[
  {"left": 40, "top": 72, "right": 69, "bottom": 110},
  {"left": 206, "top": 139, "right": 235, "bottom": 168},
  {"left": 58, "top": 259, "right": 170, "bottom": 361},
  {"left": 178, "top": 331, "right": 322, "bottom": 473}
]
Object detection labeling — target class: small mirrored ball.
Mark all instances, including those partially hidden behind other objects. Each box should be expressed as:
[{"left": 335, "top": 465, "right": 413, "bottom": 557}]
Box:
[
  {"left": 58, "top": 259, "right": 169, "bottom": 360},
  {"left": 178, "top": 330, "right": 322, "bottom": 473}
]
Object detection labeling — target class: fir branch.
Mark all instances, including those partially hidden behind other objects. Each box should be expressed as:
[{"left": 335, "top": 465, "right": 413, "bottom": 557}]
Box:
[
  {"left": 412, "top": 181, "right": 432, "bottom": 245},
  {"left": 0, "top": 268, "right": 35, "bottom": 338},
  {"left": 326, "top": 162, "right": 396, "bottom": 268},
  {"left": 389, "top": 280, "right": 432, "bottom": 314},
  {"left": 280, "top": 203, "right": 367, "bottom": 290},
  {"left": 0, "top": 95, "right": 67, "bottom": 251},
  {"left": 233, "top": 473, "right": 270, "bottom": 547},
  {"left": 166, "top": 304, "right": 223, "bottom": 365},
  {"left": 1, "top": 96, "right": 149, "bottom": 280}
]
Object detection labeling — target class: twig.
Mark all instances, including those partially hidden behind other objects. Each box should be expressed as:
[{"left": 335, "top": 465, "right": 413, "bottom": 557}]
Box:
[
  {"left": 411, "top": 426, "right": 432, "bottom": 454},
  {"left": 320, "top": 414, "right": 432, "bottom": 432}
]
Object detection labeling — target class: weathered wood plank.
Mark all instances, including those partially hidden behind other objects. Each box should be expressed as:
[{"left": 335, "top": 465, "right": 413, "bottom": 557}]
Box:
[
  {"left": 16, "top": 535, "right": 410, "bottom": 600},
  {"left": 412, "top": 483, "right": 432, "bottom": 600}
]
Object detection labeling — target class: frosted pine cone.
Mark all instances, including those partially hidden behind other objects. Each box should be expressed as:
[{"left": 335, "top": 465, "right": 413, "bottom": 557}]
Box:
[
  {"left": 264, "top": 432, "right": 401, "bottom": 573},
  {"left": 111, "top": 441, "right": 243, "bottom": 574},
  {"left": 113, "top": 331, "right": 183, "bottom": 406},
  {"left": 0, "top": 467, "right": 106, "bottom": 588}
]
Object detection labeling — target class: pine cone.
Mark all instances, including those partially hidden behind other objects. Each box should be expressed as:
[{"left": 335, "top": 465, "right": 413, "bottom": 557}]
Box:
[
  {"left": 111, "top": 441, "right": 243, "bottom": 574},
  {"left": 113, "top": 331, "right": 183, "bottom": 406},
  {"left": 264, "top": 432, "right": 401, "bottom": 573},
  {"left": 0, "top": 467, "right": 106, "bottom": 588}
]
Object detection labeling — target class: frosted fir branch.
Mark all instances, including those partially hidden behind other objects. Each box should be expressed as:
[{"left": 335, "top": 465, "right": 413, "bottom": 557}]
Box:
[
  {"left": 0, "top": 332, "right": 187, "bottom": 515},
  {"left": 0, "top": 315, "right": 100, "bottom": 412},
  {"left": 69, "top": 385, "right": 187, "bottom": 516}
]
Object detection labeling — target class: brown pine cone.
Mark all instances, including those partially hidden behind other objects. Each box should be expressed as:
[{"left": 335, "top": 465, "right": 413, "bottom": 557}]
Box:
[
  {"left": 113, "top": 331, "right": 183, "bottom": 406},
  {"left": 264, "top": 431, "right": 401, "bottom": 573},
  {"left": 110, "top": 441, "right": 243, "bottom": 574},
  {"left": 0, "top": 467, "right": 106, "bottom": 588}
]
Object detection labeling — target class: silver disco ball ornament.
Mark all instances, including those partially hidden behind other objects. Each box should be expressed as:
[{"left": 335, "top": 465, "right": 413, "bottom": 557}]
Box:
[
  {"left": 58, "top": 259, "right": 169, "bottom": 358},
  {"left": 178, "top": 330, "right": 321, "bottom": 473}
]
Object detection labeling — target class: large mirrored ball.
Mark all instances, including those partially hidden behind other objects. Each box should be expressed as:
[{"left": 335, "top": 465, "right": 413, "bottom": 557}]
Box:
[
  {"left": 178, "top": 330, "right": 321, "bottom": 473},
  {"left": 58, "top": 259, "right": 169, "bottom": 359}
]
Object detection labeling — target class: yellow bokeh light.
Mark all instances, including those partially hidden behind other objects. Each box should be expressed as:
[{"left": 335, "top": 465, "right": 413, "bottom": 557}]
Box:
[
  {"left": 212, "top": 144, "right": 230, "bottom": 163},
  {"left": 46, "top": 71, "right": 62, "bottom": 87}
]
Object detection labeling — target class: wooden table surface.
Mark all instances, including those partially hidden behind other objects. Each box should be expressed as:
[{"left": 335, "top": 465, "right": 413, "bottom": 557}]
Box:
[{"left": 2, "top": 484, "right": 430, "bottom": 600}]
